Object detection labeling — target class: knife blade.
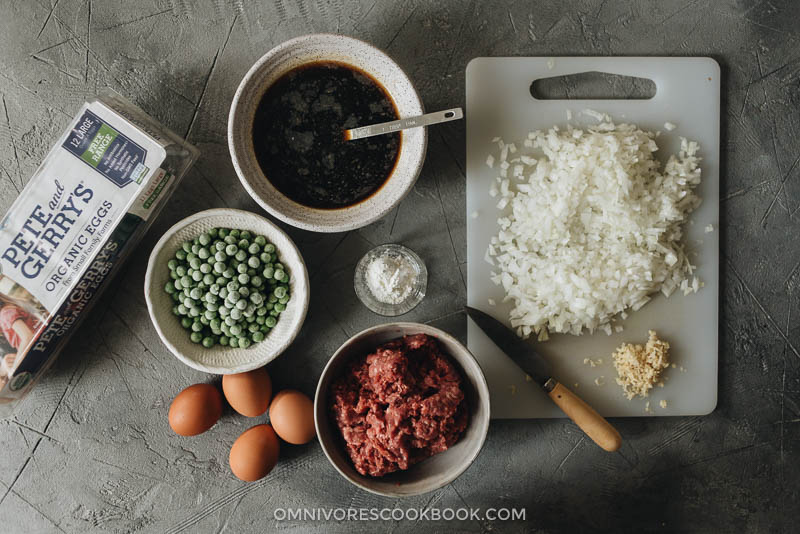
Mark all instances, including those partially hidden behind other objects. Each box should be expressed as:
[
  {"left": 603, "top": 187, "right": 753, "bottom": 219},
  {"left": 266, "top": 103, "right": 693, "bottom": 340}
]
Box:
[
  {"left": 465, "top": 305, "right": 622, "bottom": 452},
  {"left": 464, "top": 306, "right": 554, "bottom": 390}
]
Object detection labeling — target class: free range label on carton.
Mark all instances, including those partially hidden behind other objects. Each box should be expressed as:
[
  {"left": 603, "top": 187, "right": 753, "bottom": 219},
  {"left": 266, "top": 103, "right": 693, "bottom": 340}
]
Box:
[{"left": 62, "top": 110, "right": 149, "bottom": 187}]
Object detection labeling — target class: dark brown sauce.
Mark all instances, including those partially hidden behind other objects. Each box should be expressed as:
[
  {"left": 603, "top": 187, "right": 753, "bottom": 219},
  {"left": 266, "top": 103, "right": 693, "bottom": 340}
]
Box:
[{"left": 252, "top": 61, "right": 401, "bottom": 210}]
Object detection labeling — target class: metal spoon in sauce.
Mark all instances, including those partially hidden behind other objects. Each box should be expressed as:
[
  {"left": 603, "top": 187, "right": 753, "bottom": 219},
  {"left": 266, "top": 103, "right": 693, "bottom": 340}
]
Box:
[{"left": 344, "top": 108, "right": 463, "bottom": 141}]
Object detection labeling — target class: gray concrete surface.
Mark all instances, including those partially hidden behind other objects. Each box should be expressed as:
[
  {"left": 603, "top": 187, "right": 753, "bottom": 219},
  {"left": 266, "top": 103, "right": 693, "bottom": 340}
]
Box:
[{"left": 0, "top": 0, "right": 798, "bottom": 532}]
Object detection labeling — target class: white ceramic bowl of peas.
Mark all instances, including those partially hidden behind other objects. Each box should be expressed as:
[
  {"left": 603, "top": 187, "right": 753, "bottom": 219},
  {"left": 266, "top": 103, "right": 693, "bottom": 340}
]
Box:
[{"left": 145, "top": 208, "right": 310, "bottom": 374}]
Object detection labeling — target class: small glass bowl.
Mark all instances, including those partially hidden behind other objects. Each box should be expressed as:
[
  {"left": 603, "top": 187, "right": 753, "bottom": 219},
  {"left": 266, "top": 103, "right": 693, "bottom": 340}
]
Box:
[{"left": 354, "top": 244, "right": 427, "bottom": 316}]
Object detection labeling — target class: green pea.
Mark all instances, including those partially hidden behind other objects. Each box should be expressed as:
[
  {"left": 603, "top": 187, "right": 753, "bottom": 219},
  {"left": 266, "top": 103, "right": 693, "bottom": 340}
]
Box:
[
  {"left": 182, "top": 241, "right": 192, "bottom": 253},
  {"left": 238, "top": 287, "right": 250, "bottom": 298},
  {"left": 223, "top": 268, "right": 235, "bottom": 279},
  {"left": 233, "top": 299, "right": 246, "bottom": 310},
  {"left": 234, "top": 249, "right": 246, "bottom": 262},
  {"left": 199, "top": 233, "right": 211, "bottom": 246},
  {"left": 230, "top": 229, "right": 240, "bottom": 238},
  {"left": 252, "top": 331, "right": 265, "bottom": 343},
  {"left": 175, "top": 249, "right": 187, "bottom": 260},
  {"left": 168, "top": 259, "right": 178, "bottom": 270},
  {"left": 256, "top": 315, "right": 265, "bottom": 325},
  {"left": 191, "top": 321, "right": 203, "bottom": 332},
  {"left": 268, "top": 294, "right": 278, "bottom": 304},
  {"left": 239, "top": 337, "right": 251, "bottom": 349},
  {"left": 225, "top": 244, "right": 238, "bottom": 256},
  {"left": 250, "top": 293, "right": 263, "bottom": 305},
  {"left": 265, "top": 316, "right": 277, "bottom": 328},
  {"left": 274, "top": 303, "right": 286, "bottom": 312},
  {"left": 260, "top": 252, "right": 270, "bottom": 263},
  {"left": 209, "top": 228, "right": 219, "bottom": 238},
  {"left": 255, "top": 236, "right": 266, "bottom": 246},
  {"left": 264, "top": 244, "right": 275, "bottom": 253},
  {"left": 274, "top": 286, "right": 287, "bottom": 299},
  {"left": 262, "top": 267, "right": 274, "bottom": 279},
  {"left": 203, "top": 274, "right": 214, "bottom": 285},
  {"left": 190, "top": 332, "right": 202, "bottom": 343},
  {"left": 247, "top": 256, "right": 260, "bottom": 269},
  {"left": 279, "top": 295, "right": 290, "bottom": 304},
  {"left": 240, "top": 230, "right": 251, "bottom": 240},
  {"left": 230, "top": 308, "right": 242, "bottom": 320},
  {"left": 201, "top": 337, "right": 213, "bottom": 349},
  {"left": 177, "top": 304, "right": 188, "bottom": 315},
  {"left": 186, "top": 253, "right": 198, "bottom": 262},
  {"left": 215, "top": 276, "right": 226, "bottom": 286},
  {"left": 203, "top": 310, "right": 214, "bottom": 321},
  {"left": 251, "top": 276, "right": 263, "bottom": 288},
  {"left": 180, "top": 276, "right": 192, "bottom": 288},
  {"left": 189, "top": 307, "right": 201, "bottom": 317},
  {"left": 175, "top": 265, "right": 187, "bottom": 277},
  {"left": 274, "top": 263, "right": 284, "bottom": 271},
  {"left": 219, "top": 228, "right": 229, "bottom": 238},
  {"left": 257, "top": 306, "right": 268, "bottom": 315},
  {"left": 191, "top": 271, "right": 203, "bottom": 282},
  {"left": 188, "top": 288, "right": 200, "bottom": 300},
  {"left": 228, "top": 337, "right": 239, "bottom": 348},
  {"left": 214, "top": 251, "right": 226, "bottom": 263},
  {"left": 191, "top": 244, "right": 200, "bottom": 255},
  {"left": 215, "top": 241, "right": 226, "bottom": 252},
  {"left": 165, "top": 282, "right": 176, "bottom": 294},
  {"left": 220, "top": 335, "right": 229, "bottom": 346},
  {"left": 219, "top": 306, "right": 230, "bottom": 317},
  {"left": 198, "top": 248, "right": 209, "bottom": 260},
  {"left": 237, "top": 273, "right": 249, "bottom": 284},
  {"left": 170, "top": 271, "right": 179, "bottom": 281},
  {"left": 230, "top": 324, "right": 242, "bottom": 336},
  {"left": 172, "top": 305, "right": 180, "bottom": 316},
  {"left": 200, "top": 316, "right": 209, "bottom": 326},
  {"left": 199, "top": 263, "right": 211, "bottom": 274},
  {"left": 248, "top": 243, "right": 260, "bottom": 255}
]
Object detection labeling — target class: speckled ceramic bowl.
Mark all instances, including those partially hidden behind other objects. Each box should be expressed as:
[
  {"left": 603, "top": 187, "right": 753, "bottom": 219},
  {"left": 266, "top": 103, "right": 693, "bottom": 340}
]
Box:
[
  {"left": 144, "top": 209, "right": 309, "bottom": 374},
  {"left": 314, "top": 323, "right": 491, "bottom": 497},
  {"left": 229, "top": 34, "right": 427, "bottom": 233}
]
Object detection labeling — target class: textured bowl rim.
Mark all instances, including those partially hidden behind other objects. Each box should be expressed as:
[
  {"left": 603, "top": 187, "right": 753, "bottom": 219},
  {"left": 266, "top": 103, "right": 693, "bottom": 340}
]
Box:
[
  {"left": 144, "top": 208, "right": 310, "bottom": 374},
  {"left": 314, "top": 322, "right": 491, "bottom": 497},
  {"left": 228, "top": 33, "right": 428, "bottom": 233}
]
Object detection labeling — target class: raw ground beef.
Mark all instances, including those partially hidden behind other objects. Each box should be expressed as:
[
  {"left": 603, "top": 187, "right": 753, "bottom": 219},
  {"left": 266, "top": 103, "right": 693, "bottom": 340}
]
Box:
[{"left": 330, "top": 334, "right": 469, "bottom": 477}]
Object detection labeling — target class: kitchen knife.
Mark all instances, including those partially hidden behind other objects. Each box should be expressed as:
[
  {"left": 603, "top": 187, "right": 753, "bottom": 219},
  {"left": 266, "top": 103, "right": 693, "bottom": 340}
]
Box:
[{"left": 465, "top": 306, "right": 622, "bottom": 452}]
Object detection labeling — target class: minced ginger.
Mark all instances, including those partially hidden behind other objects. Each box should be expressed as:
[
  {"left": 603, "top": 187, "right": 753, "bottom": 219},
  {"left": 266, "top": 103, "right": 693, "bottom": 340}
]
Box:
[{"left": 612, "top": 331, "right": 670, "bottom": 400}]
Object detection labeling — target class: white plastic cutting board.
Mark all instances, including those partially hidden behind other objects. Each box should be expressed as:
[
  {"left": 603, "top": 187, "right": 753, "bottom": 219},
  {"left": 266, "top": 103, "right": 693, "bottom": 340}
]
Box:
[{"left": 466, "top": 57, "right": 719, "bottom": 418}]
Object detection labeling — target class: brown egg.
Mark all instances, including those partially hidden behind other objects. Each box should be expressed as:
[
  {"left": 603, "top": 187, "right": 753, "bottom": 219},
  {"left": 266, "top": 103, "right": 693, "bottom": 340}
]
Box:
[
  {"left": 229, "top": 424, "right": 280, "bottom": 482},
  {"left": 168, "top": 384, "right": 223, "bottom": 436},
  {"left": 269, "top": 389, "right": 316, "bottom": 445},
  {"left": 222, "top": 367, "right": 272, "bottom": 417}
]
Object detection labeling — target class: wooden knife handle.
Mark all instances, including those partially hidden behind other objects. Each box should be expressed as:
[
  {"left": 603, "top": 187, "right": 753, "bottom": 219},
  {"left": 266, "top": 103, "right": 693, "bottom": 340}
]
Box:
[{"left": 547, "top": 381, "right": 622, "bottom": 452}]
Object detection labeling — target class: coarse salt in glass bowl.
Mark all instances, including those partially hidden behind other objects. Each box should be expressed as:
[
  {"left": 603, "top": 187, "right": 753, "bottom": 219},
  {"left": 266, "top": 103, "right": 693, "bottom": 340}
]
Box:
[{"left": 353, "top": 244, "right": 427, "bottom": 316}]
